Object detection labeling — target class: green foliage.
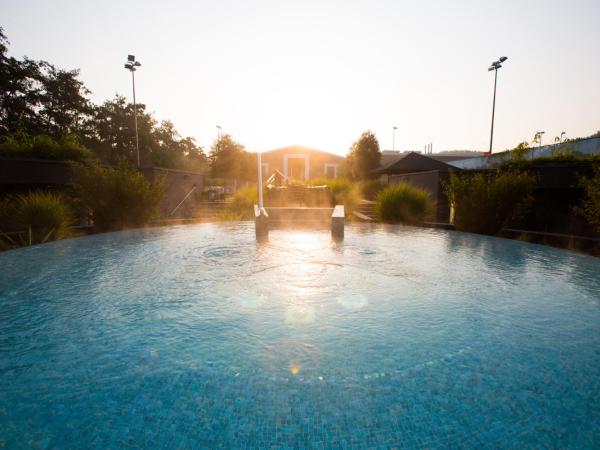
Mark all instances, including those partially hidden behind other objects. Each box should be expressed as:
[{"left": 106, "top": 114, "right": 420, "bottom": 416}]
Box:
[
  {"left": 443, "top": 170, "right": 536, "bottom": 235},
  {"left": 72, "top": 161, "right": 164, "bottom": 230},
  {"left": 575, "top": 164, "right": 600, "bottom": 234},
  {"left": 220, "top": 187, "right": 257, "bottom": 220},
  {"left": 0, "top": 132, "right": 92, "bottom": 161},
  {"left": 500, "top": 150, "right": 599, "bottom": 170},
  {"left": 0, "top": 191, "right": 73, "bottom": 245},
  {"left": 209, "top": 134, "right": 255, "bottom": 181},
  {"left": 509, "top": 141, "right": 529, "bottom": 162},
  {"left": 89, "top": 97, "right": 207, "bottom": 171},
  {"left": 0, "top": 29, "right": 207, "bottom": 172},
  {"left": 338, "top": 184, "right": 361, "bottom": 218},
  {"left": 307, "top": 178, "right": 360, "bottom": 216},
  {"left": 550, "top": 141, "right": 575, "bottom": 158},
  {"left": 308, "top": 178, "right": 350, "bottom": 199},
  {"left": 360, "top": 179, "right": 385, "bottom": 200},
  {"left": 375, "top": 184, "right": 433, "bottom": 224},
  {"left": 0, "top": 27, "right": 92, "bottom": 138},
  {"left": 346, "top": 131, "right": 381, "bottom": 180}
]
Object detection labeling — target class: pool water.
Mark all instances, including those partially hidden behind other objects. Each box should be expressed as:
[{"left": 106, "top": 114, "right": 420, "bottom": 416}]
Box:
[{"left": 1, "top": 223, "right": 599, "bottom": 448}]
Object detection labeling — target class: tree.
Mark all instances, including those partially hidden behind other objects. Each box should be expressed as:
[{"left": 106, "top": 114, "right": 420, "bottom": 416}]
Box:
[
  {"left": 346, "top": 130, "right": 381, "bottom": 180},
  {"left": 576, "top": 164, "right": 600, "bottom": 234},
  {"left": 36, "top": 62, "right": 92, "bottom": 137},
  {"left": 510, "top": 141, "right": 529, "bottom": 161},
  {"left": 85, "top": 95, "right": 154, "bottom": 165},
  {"left": 0, "top": 29, "right": 206, "bottom": 172},
  {"left": 0, "top": 28, "right": 43, "bottom": 135},
  {"left": 0, "top": 28, "right": 92, "bottom": 138},
  {"left": 150, "top": 120, "right": 206, "bottom": 171},
  {"left": 532, "top": 132, "right": 544, "bottom": 146},
  {"left": 209, "top": 134, "right": 245, "bottom": 180},
  {"left": 71, "top": 159, "right": 164, "bottom": 230}
]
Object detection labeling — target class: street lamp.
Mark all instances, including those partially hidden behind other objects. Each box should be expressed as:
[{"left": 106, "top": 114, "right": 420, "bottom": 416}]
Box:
[
  {"left": 536, "top": 130, "right": 545, "bottom": 148},
  {"left": 392, "top": 126, "right": 398, "bottom": 151},
  {"left": 487, "top": 56, "right": 508, "bottom": 155},
  {"left": 560, "top": 131, "right": 566, "bottom": 143},
  {"left": 124, "top": 55, "right": 141, "bottom": 168},
  {"left": 216, "top": 125, "right": 222, "bottom": 139}
]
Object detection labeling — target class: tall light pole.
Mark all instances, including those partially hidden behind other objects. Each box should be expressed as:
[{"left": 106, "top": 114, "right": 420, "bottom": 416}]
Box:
[
  {"left": 536, "top": 130, "right": 545, "bottom": 148},
  {"left": 560, "top": 131, "right": 566, "bottom": 143},
  {"left": 487, "top": 56, "right": 508, "bottom": 155},
  {"left": 216, "top": 125, "right": 222, "bottom": 140},
  {"left": 392, "top": 126, "right": 398, "bottom": 151},
  {"left": 124, "top": 55, "right": 141, "bottom": 168}
]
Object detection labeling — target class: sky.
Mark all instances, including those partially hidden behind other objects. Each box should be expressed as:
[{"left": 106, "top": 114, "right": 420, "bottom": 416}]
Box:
[{"left": 2, "top": 0, "right": 599, "bottom": 156}]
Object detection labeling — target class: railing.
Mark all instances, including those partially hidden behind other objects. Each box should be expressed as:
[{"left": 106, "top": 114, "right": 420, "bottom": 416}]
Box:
[{"left": 169, "top": 184, "right": 198, "bottom": 216}]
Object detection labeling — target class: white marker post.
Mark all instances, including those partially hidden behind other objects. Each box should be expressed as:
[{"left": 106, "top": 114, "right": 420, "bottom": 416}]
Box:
[
  {"left": 255, "top": 151, "right": 268, "bottom": 241},
  {"left": 258, "top": 152, "right": 264, "bottom": 209}
]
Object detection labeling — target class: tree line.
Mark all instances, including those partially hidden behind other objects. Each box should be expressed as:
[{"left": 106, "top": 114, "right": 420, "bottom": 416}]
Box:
[
  {"left": 1, "top": 27, "right": 383, "bottom": 180},
  {"left": 0, "top": 28, "right": 207, "bottom": 172}
]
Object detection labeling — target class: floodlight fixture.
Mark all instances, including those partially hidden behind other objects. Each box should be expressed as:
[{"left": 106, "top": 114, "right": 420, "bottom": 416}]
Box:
[
  {"left": 499, "top": 56, "right": 508, "bottom": 62},
  {"left": 128, "top": 54, "right": 135, "bottom": 62},
  {"left": 536, "top": 131, "right": 545, "bottom": 148}
]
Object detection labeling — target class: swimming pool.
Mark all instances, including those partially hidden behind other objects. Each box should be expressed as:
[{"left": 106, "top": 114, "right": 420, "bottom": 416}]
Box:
[{"left": 1, "top": 223, "right": 599, "bottom": 448}]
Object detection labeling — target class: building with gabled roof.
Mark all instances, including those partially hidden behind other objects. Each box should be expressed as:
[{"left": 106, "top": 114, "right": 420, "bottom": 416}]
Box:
[
  {"left": 372, "top": 151, "right": 456, "bottom": 177},
  {"left": 260, "top": 145, "right": 345, "bottom": 181}
]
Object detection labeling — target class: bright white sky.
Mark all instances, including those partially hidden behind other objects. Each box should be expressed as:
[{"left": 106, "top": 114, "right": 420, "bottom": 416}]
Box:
[{"left": 2, "top": 0, "right": 599, "bottom": 155}]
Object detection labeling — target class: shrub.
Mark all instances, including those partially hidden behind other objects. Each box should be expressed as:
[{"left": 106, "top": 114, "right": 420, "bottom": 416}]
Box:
[
  {"left": 360, "top": 179, "right": 385, "bottom": 200},
  {"left": 0, "top": 196, "right": 17, "bottom": 231},
  {"left": 575, "top": 164, "right": 600, "bottom": 233},
  {"left": 0, "top": 191, "right": 73, "bottom": 246},
  {"left": 509, "top": 141, "right": 530, "bottom": 162},
  {"left": 72, "top": 161, "right": 164, "bottom": 230},
  {"left": 443, "top": 170, "right": 536, "bottom": 235},
  {"left": 0, "top": 133, "right": 92, "bottom": 161},
  {"left": 375, "top": 183, "right": 433, "bottom": 224},
  {"left": 220, "top": 186, "right": 257, "bottom": 220},
  {"left": 308, "top": 178, "right": 360, "bottom": 217},
  {"left": 308, "top": 178, "right": 351, "bottom": 199}
]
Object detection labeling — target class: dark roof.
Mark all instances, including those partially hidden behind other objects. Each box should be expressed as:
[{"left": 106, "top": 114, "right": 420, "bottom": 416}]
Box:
[{"left": 372, "top": 152, "right": 456, "bottom": 174}]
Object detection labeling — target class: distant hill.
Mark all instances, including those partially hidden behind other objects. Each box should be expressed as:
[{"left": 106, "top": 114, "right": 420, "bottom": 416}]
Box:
[
  {"left": 431, "top": 150, "right": 483, "bottom": 163},
  {"left": 436, "top": 150, "right": 483, "bottom": 156},
  {"left": 378, "top": 149, "right": 484, "bottom": 167}
]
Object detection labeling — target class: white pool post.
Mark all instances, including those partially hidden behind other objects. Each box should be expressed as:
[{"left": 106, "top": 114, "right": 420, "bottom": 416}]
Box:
[
  {"left": 255, "top": 151, "right": 268, "bottom": 241},
  {"left": 258, "top": 152, "right": 264, "bottom": 210}
]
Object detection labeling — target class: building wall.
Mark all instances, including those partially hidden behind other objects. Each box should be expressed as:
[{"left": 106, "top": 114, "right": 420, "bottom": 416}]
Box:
[
  {"left": 260, "top": 148, "right": 345, "bottom": 180},
  {"left": 0, "top": 158, "right": 205, "bottom": 219},
  {"left": 141, "top": 167, "right": 205, "bottom": 217},
  {"left": 388, "top": 170, "right": 450, "bottom": 223},
  {"left": 450, "top": 137, "right": 600, "bottom": 170},
  {"left": 0, "top": 157, "right": 72, "bottom": 188}
]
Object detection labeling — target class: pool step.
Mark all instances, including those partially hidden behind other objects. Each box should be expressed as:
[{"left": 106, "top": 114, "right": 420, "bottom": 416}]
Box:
[
  {"left": 255, "top": 205, "right": 345, "bottom": 241},
  {"left": 354, "top": 200, "right": 376, "bottom": 221}
]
